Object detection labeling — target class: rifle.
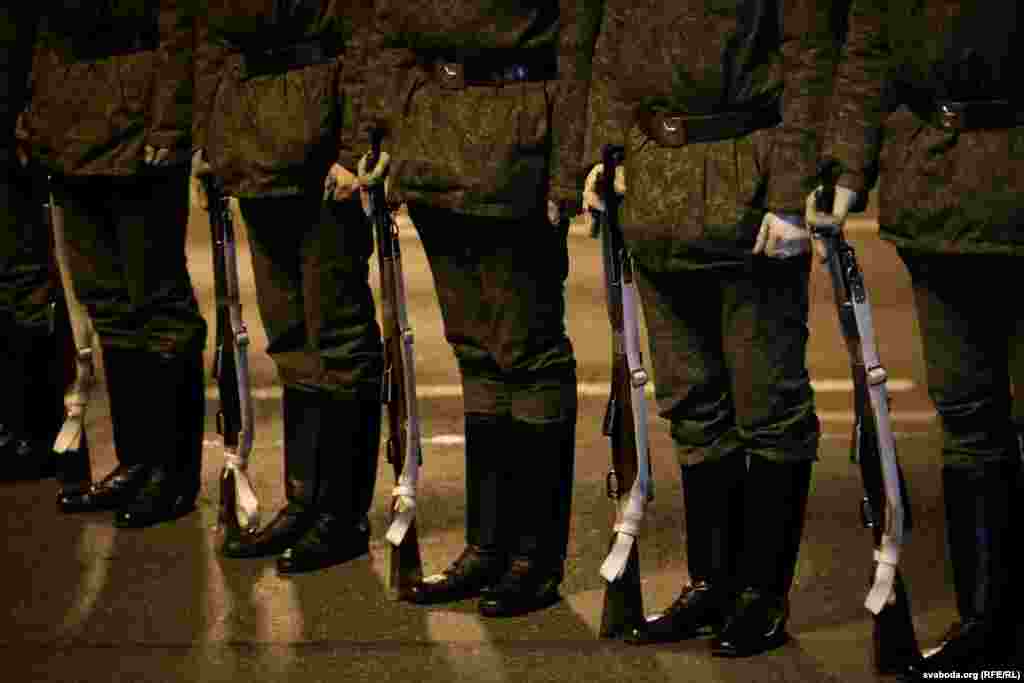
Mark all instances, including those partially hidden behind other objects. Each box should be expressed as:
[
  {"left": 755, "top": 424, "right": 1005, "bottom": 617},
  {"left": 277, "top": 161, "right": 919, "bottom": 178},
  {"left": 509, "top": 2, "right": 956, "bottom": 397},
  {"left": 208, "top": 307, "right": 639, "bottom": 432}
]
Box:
[
  {"left": 365, "top": 129, "right": 424, "bottom": 601},
  {"left": 45, "top": 180, "right": 94, "bottom": 494},
  {"left": 593, "top": 145, "right": 653, "bottom": 638},
  {"left": 810, "top": 171, "right": 921, "bottom": 674},
  {"left": 203, "top": 176, "right": 261, "bottom": 547}
]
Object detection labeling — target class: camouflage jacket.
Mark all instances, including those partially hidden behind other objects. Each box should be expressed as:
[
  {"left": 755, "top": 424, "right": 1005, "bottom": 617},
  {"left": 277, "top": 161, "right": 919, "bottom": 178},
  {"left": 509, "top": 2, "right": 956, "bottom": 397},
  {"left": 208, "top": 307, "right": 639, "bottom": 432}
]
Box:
[
  {"left": 584, "top": 0, "right": 841, "bottom": 269},
  {"left": 196, "top": 1, "right": 374, "bottom": 198},
  {"left": 358, "top": 1, "right": 604, "bottom": 218},
  {"left": 826, "top": 1, "right": 1024, "bottom": 255},
  {"left": 25, "top": 1, "right": 196, "bottom": 177},
  {"left": 1, "top": 6, "right": 38, "bottom": 168}
]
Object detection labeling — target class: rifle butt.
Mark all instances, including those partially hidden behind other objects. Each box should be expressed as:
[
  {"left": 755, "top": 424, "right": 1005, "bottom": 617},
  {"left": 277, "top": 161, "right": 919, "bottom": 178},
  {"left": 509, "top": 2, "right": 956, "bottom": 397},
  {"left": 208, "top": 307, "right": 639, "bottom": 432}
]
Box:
[
  {"left": 871, "top": 571, "right": 922, "bottom": 675},
  {"left": 387, "top": 516, "right": 424, "bottom": 601},
  {"left": 598, "top": 539, "right": 644, "bottom": 639},
  {"left": 215, "top": 466, "right": 246, "bottom": 553},
  {"left": 55, "top": 433, "right": 92, "bottom": 496}
]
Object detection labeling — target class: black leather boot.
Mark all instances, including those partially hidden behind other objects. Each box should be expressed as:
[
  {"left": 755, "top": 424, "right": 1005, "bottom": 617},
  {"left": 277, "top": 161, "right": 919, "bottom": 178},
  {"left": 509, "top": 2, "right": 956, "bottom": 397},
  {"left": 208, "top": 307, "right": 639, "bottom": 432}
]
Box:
[
  {"left": 921, "top": 462, "right": 1017, "bottom": 672},
  {"left": 59, "top": 347, "right": 151, "bottom": 511},
  {"left": 409, "top": 413, "right": 509, "bottom": 604},
  {"left": 478, "top": 412, "right": 576, "bottom": 618},
  {"left": 627, "top": 455, "right": 745, "bottom": 644},
  {"left": 712, "top": 456, "right": 812, "bottom": 657},
  {"left": 222, "top": 386, "right": 322, "bottom": 557},
  {"left": 277, "top": 394, "right": 382, "bottom": 574},
  {"left": 1, "top": 323, "right": 61, "bottom": 480},
  {"left": 115, "top": 348, "right": 205, "bottom": 528}
]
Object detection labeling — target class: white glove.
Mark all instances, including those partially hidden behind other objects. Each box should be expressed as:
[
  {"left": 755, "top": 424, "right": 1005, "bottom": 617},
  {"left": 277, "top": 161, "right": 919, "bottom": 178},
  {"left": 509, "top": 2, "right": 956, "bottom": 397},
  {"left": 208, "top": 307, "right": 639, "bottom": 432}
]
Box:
[
  {"left": 357, "top": 150, "right": 391, "bottom": 218},
  {"left": 582, "top": 162, "right": 626, "bottom": 233},
  {"left": 323, "top": 163, "right": 359, "bottom": 202},
  {"left": 752, "top": 212, "right": 811, "bottom": 259},
  {"left": 189, "top": 148, "right": 213, "bottom": 211},
  {"left": 804, "top": 185, "right": 859, "bottom": 262}
]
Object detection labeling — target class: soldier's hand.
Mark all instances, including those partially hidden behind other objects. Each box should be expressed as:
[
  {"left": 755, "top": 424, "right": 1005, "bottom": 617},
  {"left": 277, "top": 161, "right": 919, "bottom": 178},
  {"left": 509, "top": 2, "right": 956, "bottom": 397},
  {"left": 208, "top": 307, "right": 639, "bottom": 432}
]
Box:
[
  {"left": 357, "top": 150, "right": 391, "bottom": 218},
  {"left": 752, "top": 212, "right": 811, "bottom": 259},
  {"left": 190, "top": 148, "right": 213, "bottom": 211},
  {"left": 804, "top": 185, "right": 859, "bottom": 262},
  {"left": 323, "top": 163, "right": 359, "bottom": 202},
  {"left": 582, "top": 162, "right": 626, "bottom": 232}
]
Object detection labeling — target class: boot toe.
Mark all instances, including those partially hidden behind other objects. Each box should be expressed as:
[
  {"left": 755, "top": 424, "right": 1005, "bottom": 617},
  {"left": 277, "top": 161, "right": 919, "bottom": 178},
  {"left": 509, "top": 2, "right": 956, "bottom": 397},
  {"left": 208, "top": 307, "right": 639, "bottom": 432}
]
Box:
[
  {"left": 275, "top": 518, "right": 370, "bottom": 575},
  {"left": 711, "top": 590, "right": 789, "bottom": 658}
]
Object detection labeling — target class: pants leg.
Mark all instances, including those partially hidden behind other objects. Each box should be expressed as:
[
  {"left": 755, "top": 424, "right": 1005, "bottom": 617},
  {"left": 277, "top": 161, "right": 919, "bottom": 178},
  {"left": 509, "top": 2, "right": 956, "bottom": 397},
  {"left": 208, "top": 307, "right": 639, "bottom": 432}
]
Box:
[{"left": 241, "top": 194, "right": 381, "bottom": 396}]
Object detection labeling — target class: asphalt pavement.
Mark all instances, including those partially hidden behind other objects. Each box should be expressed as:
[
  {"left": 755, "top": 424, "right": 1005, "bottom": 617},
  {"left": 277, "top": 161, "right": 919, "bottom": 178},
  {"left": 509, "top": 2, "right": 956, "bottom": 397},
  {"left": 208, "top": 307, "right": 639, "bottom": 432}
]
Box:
[{"left": 3, "top": 205, "right": 1022, "bottom": 683}]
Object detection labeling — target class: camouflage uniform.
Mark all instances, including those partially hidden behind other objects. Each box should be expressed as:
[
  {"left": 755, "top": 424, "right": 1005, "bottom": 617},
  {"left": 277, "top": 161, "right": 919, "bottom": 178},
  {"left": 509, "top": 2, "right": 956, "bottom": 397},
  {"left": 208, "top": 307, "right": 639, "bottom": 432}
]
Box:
[
  {"left": 824, "top": 0, "right": 1022, "bottom": 671},
  {"left": 359, "top": 0, "right": 601, "bottom": 616},
  {"left": 0, "top": 6, "right": 70, "bottom": 479},
  {"left": 25, "top": 1, "right": 207, "bottom": 527},
  {"left": 585, "top": 0, "right": 837, "bottom": 656},
  {"left": 196, "top": 1, "right": 384, "bottom": 574}
]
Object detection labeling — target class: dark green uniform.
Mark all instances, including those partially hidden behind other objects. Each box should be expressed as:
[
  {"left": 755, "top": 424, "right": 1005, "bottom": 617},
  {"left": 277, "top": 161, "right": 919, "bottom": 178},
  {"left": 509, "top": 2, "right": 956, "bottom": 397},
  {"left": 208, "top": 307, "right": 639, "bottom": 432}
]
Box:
[
  {"left": 585, "top": 0, "right": 837, "bottom": 656},
  {"left": 825, "top": 0, "right": 1022, "bottom": 671},
  {"left": 197, "top": 0, "right": 384, "bottom": 574},
  {"left": 26, "top": 1, "right": 207, "bottom": 527},
  {"left": 359, "top": 0, "right": 600, "bottom": 616},
  {"left": 0, "top": 6, "right": 69, "bottom": 478}
]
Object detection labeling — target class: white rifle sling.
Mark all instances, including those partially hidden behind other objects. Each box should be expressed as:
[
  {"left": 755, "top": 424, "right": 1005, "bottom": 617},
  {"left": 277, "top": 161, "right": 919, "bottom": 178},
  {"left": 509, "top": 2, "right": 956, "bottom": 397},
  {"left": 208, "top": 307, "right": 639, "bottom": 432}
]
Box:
[
  {"left": 50, "top": 192, "right": 98, "bottom": 454},
  {"left": 600, "top": 259, "right": 652, "bottom": 583},
  {"left": 379, "top": 196, "right": 422, "bottom": 547},
  {"left": 223, "top": 197, "right": 260, "bottom": 532},
  {"left": 852, "top": 293, "right": 906, "bottom": 614}
]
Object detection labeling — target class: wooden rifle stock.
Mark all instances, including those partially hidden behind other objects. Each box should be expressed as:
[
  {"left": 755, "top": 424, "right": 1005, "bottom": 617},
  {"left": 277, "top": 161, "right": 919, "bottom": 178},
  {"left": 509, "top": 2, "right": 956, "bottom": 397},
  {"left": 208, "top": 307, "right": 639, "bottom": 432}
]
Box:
[
  {"left": 367, "top": 130, "right": 424, "bottom": 601},
  {"left": 596, "top": 145, "right": 646, "bottom": 639},
  {"left": 814, "top": 172, "right": 921, "bottom": 674}
]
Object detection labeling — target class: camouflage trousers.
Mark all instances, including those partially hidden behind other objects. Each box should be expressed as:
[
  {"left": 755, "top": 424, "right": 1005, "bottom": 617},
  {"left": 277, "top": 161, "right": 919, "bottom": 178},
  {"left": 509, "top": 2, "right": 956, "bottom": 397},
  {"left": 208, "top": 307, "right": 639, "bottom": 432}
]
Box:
[
  {"left": 238, "top": 194, "right": 382, "bottom": 397},
  {"left": 0, "top": 164, "right": 56, "bottom": 332},
  {"left": 52, "top": 169, "right": 206, "bottom": 357},
  {"left": 408, "top": 203, "right": 577, "bottom": 423},
  {"left": 898, "top": 249, "right": 1024, "bottom": 469},
  {"left": 634, "top": 255, "right": 820, "bottom": 466}
]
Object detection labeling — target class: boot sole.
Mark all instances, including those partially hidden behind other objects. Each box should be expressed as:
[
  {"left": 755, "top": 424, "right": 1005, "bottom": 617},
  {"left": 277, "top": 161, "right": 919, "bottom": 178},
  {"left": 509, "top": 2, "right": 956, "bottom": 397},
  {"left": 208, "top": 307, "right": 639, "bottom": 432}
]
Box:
[
  {"left": 478, "top": 590, "right": 562, "bottom": 618},
  {"left": 276, "top": 545, "right": 370, "bottom": 576}
]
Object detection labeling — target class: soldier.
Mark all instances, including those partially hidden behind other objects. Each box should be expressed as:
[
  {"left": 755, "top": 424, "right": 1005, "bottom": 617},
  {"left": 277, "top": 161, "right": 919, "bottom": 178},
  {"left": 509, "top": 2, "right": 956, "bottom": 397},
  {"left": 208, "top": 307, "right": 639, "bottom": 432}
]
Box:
[
  {"left": 810, "top": 1, "right": 1022, "bottom": 672},
  {"left": 583, "top": 0, "right": 838, "bottom": 657},
  {"left": 356, "top": 1, "right": 599, "bottom": 616},
  {"left": 25, "top": 1, "right": 208, "bottom": 527},
  {"left": 0, "top": 6, "right": 69, "bottom": 482},
  {"left": 191, "top": 1, "right": 384, "bottom": 575}
]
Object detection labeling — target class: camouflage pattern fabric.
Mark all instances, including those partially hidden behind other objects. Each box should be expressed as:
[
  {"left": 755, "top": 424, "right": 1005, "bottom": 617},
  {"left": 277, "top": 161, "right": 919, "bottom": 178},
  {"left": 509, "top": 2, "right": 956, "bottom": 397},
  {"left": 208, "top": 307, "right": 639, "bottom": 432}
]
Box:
[
  {"left": 585, "top": 0, "right": 841, "bottom": 269},
  {"left": 825, "top": 0, "right": 1024, "bottom": 255},
  {"left": 196, "top": 0, "right": 373, "bottom": 198},
  {"left": 359, "top": 1, "right": 604, "bottom": 217},
  {"left": 25, "top": 0, "right": 197, "bottom": 176}
]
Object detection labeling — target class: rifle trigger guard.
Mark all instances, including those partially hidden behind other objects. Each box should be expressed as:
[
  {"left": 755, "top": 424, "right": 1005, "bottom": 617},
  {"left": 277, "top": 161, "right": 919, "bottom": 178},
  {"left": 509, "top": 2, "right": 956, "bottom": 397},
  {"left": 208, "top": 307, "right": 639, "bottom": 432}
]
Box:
[{"left": 606, "top": 469, "right": 620, "bottom": 500}]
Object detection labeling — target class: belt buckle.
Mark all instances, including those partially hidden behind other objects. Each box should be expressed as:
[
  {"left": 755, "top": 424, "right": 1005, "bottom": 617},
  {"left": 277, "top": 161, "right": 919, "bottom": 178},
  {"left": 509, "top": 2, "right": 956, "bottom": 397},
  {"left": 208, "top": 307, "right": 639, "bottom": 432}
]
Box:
[
  {"left": 654, "top": 113, "right": 688, "bottom": 146},
  {"left": 438, "top": 61, "right": 465, "bottom": 90},
  {"left": 939, "top": 102, "right": 964, "bottom": 131}
]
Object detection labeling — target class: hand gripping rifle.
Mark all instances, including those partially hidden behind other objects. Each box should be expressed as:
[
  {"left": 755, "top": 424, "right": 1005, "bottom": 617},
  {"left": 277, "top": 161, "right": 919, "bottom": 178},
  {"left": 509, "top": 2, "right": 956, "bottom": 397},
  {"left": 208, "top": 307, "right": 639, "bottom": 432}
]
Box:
[
  {"left": 203, "top": 176, "right": 261, "bottom": 546},
  {"left": 810, "top": 169, "right": 921, "bottom": 674},
  {"left": 365, "top": 129, "right": 424, "bottom": 600},
  {"left": 46, "top": 180, "right": 95, "bottom": 493},
  {"left": 593, "top": 145, "right": 654, "bottom": 638}
]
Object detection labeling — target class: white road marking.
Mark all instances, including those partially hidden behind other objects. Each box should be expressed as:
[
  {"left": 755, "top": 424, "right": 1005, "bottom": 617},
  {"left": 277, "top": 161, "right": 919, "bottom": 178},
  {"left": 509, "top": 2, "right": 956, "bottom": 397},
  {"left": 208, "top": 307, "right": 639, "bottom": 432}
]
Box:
[{"left": 205, "top": 378, "right": 916, "bottom": 401}]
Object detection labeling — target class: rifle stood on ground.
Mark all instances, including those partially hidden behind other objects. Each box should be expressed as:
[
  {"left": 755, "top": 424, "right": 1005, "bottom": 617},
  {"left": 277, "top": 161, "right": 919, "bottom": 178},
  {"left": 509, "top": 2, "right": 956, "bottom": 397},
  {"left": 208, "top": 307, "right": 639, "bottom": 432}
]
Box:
[
  {"left": 46, "top": 180, "right": 94, "bottom": 496},
  {"left": 363, "top": 129, "right": 424, "bottom": 601},
  {"left": 592, "top": 145, "right": 653, "bottom": 638},
  {"left": 203, "top": 176, "right": 261, "bottom": 548},
  {"left": 809, "top": 170, "right": 921, "bottom": 675}
]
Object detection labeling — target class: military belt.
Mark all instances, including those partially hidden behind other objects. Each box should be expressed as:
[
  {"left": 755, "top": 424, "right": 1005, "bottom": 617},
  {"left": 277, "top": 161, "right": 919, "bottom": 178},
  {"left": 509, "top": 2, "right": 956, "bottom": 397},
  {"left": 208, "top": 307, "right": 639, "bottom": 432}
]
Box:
[
  {"left": 419, "top": 48, "right": 557, "bottom": 90},
  {"left": 241, "top": 35, "right": 343, "bottom": 79},
  {"left": 636, "top": 103, "right": 781, "bottom": 148},
  {"left": 70, "top": 28, "right": 159, "bottom": 61},
  {"left": 909, "top": 99, "right": 1024, "bottom": 132}
]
